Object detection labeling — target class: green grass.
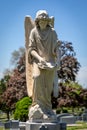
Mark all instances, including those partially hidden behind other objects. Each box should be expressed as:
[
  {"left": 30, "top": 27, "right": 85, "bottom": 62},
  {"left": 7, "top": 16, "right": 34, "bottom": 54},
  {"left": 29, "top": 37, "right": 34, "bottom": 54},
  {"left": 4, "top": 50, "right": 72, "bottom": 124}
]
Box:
[
  {"left": 0, "top": 128, "right": 9, "bottom": 130},
  {"left": 0, "top": 113, "right": 7, "bottom": 119},
  {"left": 67, "top": 122, "right": 87, "bottom": 130},
  {"left": 0, "top": 128, "right": 3, "bottom": 130}
]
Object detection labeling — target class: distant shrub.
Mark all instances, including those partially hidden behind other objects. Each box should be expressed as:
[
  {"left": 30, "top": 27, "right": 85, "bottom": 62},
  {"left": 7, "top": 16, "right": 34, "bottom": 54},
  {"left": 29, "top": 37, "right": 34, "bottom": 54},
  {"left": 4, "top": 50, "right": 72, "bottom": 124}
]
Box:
[
  {"left": 62, "top": 108, "right": 68, "bottom": 113},
  {"left": 56, "top": 108, "right": 61, "bottom": 114},
  {"left": 14, "top": 97, "right": 32, "bottom": 121}
]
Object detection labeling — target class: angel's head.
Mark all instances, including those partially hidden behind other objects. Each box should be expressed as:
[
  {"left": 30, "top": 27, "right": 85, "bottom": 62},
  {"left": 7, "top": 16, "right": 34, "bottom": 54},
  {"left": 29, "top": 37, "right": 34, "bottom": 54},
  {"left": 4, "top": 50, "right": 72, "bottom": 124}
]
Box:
[{"left": 35, "top": 10, "right": 51, "bottom": 30}]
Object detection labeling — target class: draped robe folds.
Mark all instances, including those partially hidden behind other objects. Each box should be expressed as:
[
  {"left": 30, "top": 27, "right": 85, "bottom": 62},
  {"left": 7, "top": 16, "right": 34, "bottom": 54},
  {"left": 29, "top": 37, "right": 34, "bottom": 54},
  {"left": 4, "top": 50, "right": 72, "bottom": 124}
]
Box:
[{"left": 29, "top": 26, "right": 58, "bottom": 110}]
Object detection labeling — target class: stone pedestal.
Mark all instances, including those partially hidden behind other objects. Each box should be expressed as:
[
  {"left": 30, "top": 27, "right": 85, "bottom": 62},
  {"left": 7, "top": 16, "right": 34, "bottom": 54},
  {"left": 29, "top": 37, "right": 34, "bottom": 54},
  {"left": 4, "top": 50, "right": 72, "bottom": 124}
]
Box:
[
  {"left": 19, "top": 122, "right": 26, "bottom": 130},
  {"left": 26, "top": 121, "right": 66, "bottom": 130}
]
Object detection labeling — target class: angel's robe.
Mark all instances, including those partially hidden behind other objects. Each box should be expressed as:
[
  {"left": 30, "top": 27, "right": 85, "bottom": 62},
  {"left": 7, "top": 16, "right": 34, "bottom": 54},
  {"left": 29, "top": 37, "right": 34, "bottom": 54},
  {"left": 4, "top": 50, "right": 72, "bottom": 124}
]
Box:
[{"left": 29, "top": 26, "right": 58, "bottom": 109}]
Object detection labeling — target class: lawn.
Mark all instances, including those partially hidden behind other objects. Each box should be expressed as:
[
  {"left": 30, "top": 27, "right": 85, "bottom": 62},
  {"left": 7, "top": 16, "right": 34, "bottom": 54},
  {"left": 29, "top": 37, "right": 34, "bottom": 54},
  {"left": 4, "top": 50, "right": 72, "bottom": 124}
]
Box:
[
  {"left": 0, "top": 128, "right": 3, "bottom": 130},
  {"left": 67, "top": 121, "right": 87, "bottom": 130},
  {"left": 0, "top": 128, "right": 9, "bottom": 130}
]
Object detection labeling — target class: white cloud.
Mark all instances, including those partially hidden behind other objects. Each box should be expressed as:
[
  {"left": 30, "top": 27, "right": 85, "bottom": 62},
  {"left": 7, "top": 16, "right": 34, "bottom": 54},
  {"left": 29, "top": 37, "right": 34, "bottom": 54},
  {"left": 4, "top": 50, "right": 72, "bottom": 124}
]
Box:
[{"left": 76, "top": 66, "right": 87, "bottom": 88}]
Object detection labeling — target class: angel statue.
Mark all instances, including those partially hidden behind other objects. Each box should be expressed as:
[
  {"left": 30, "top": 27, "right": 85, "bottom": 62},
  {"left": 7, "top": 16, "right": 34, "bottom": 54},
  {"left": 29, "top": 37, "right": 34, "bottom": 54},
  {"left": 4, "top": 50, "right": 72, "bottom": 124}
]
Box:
[{"left": 24, "top": 10, "right": 61, "bottom": 122}]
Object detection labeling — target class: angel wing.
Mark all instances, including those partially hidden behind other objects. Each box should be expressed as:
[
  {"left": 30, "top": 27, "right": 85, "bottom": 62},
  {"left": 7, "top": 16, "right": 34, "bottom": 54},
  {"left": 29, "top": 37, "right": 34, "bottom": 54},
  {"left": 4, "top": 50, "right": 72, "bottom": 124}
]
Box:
[{"left": 24, "top": 16, "right": 35, "bottom": 97}]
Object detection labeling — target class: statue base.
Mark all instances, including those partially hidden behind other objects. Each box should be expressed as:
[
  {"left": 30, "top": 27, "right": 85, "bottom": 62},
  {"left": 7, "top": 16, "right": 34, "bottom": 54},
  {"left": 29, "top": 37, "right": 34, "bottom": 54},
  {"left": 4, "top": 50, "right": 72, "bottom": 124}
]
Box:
[
  {"left": 28, "top": 104, "right": 66, "bottom": 130},
  {"left": 26, "top": 121, "right": 66, "bottom": 130}
]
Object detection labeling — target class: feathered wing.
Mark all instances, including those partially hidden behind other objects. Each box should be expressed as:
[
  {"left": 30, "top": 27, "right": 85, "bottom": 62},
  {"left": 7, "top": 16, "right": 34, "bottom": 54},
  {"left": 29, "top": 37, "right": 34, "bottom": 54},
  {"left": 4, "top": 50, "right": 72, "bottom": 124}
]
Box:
[{"left": 24, "top": 16, "right": 35, "bottom": 97}]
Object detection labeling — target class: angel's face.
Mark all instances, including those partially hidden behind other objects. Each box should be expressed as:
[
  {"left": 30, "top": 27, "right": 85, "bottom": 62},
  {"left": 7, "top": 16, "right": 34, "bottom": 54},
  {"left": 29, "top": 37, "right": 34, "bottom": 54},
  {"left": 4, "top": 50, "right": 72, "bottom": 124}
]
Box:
[{"left": 38, "top": 19, "right": 48, "bottom": 30}]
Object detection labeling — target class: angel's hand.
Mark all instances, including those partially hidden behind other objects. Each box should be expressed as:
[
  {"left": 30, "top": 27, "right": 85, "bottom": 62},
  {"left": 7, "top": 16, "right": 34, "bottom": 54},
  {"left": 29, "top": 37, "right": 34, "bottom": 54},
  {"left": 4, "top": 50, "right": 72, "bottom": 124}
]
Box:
[{"left": 39, "top": 57, "right": 46, "bottom": 65}]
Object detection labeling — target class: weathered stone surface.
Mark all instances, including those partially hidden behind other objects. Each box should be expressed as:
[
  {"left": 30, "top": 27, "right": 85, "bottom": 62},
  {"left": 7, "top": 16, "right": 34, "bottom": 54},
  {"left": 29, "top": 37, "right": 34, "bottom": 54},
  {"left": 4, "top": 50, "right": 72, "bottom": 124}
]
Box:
[
  {"left": 60, "top": 115, "right": 76, "bottom": 124},
  {"left": 26, "top": 122, "right": 60, "bottom": 130},
  {"left": 29, "top": 104, "right": 57, "bottom": 122},
  {"left": 82, "top": 109, "right": 87, "bottom": 121},
  {"left": 25, "top": 10, "right": 61, "bottom": 121},
  {"left": 4, "top": 120, "right": 19, "bottom": 130}
]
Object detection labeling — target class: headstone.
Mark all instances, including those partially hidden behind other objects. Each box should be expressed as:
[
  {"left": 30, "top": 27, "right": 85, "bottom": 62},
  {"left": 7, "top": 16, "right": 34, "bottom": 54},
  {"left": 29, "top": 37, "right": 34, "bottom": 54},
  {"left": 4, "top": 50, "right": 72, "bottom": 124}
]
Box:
[
  {"left": 60, "top": 115, "right": 76, "bottom": 124},
  {"left": 4, "top": 121, "right": 11, "bottom": 129},
  {"left": 82, "top": 109, "right": 87, "bottom": 121},
  {"left": 10, "top": 120, "right": 19, "bottom": 130},
  {"left": 57, "top": 113, "right": 72, "bottom": 121},
  {"left": 4, "top": 120, "right": 19, "bottom": 130},
  {"left": 0, "top": 121, "right": 4, "bottom": 127},
  {"left": 75, "top": 115, "right": 82, "bottom": 121},
  {"left": 82, "top": 114, "right": 87, "bottom": 121}
]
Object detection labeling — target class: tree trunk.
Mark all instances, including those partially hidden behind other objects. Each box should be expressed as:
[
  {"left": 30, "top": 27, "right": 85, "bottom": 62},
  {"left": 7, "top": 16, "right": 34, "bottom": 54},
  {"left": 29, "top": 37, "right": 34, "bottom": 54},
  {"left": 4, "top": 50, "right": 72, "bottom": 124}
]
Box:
[{"left": 7, "top": 111, "right": 10, "bottom": 120}]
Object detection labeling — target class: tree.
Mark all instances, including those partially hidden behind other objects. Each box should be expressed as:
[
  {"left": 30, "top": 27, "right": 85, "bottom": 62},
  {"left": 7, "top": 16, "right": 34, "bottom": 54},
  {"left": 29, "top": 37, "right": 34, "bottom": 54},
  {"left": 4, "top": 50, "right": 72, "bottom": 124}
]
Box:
[
  {"left": 0, "top": 54, "right": 27, "bottom": 120},
  {"left": 0, "top": 75, "right": 10, "bottom": 94},
  {"left": 0, "top": 71, "right": 27, "bottom": 120},
  {"left": 14, "top": 97, "right": 32, "bottom": 121},
  {"left": 10, "top": 47, "right": 25, "bottom": 67},
  {"left": 80, "top": 88, "right": 87, "bottom": 108},
  {"left": 58, "top": 41, "right": 81, "bottom": 82},
  {"left": 57, "top": 82, "right": 84, "bottom": 110},
  {"left": 51, "top": 82, "right": 85, "bottom": 110},
  {"left": 2, "top": 72, "right": 26, "bottom": 104},
  {"left": 0, "top": 75, "right": 10, "bottom": 120},
  {"left": 3, "top": 69, "right": 13, "bottom": 76}
]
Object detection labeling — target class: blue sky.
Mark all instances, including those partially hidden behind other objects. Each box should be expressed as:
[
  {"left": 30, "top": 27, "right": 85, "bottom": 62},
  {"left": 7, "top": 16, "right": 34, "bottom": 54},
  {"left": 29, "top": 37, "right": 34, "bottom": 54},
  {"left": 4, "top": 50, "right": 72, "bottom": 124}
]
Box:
[{"left": 0, "top": 0, "right": 87, "bottom": 87}]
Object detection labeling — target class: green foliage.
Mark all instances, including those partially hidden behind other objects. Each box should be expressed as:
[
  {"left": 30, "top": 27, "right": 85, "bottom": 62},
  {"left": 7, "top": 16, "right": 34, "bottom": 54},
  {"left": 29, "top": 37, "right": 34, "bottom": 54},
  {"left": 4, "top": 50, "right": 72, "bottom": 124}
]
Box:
[
  {"left": 0, "top": 75, "right": 10, "bottom": 95},
  {"left": 56, "top": 107, "right": 68, "bottom": 114},
  {"left": 63, "top": 81, "right": 82, "bottom": 89},
  {"left": 67, "top": 121, "right": 87, "bottom": 130},
  {"left": 62, "top": 107, "right": 68, "bottom": 113},
  {"left": 56, "top": 108, "right": 61, "bottom": 114},
  {"left": 14, "top": 97, "right": 32, "bottom": 121},
  {"left": 0, "top": 75, "right": 11, "bottom": 120}
]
